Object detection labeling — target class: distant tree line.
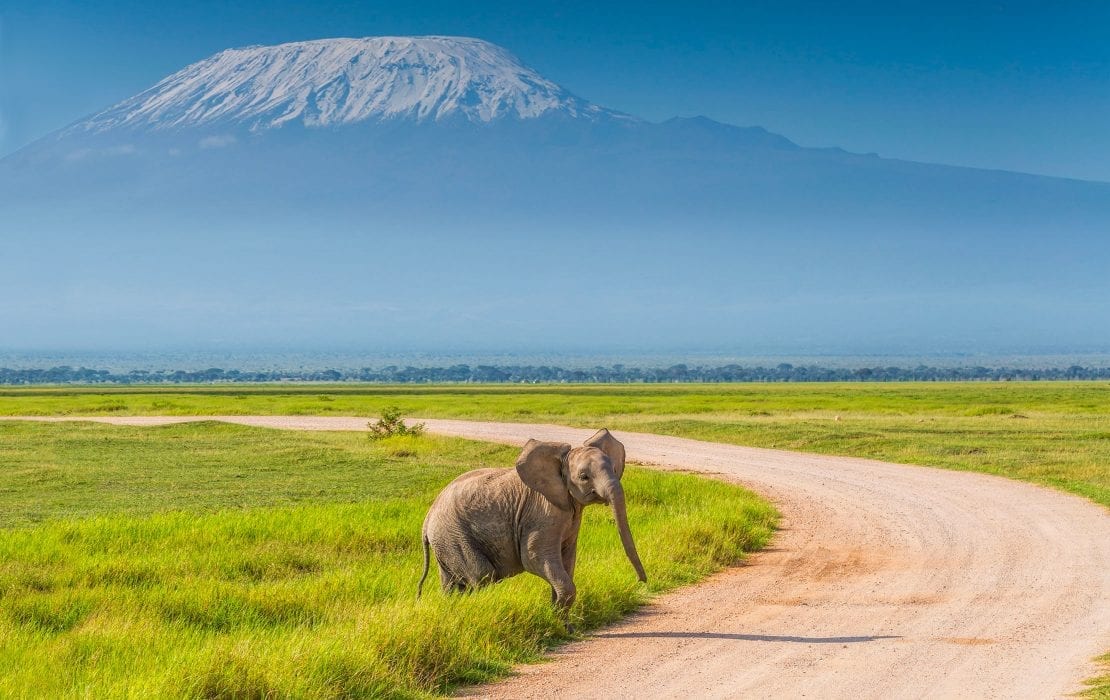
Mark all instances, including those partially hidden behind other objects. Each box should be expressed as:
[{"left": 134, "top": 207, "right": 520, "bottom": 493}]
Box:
[{"left": 2, "top": 363, "right": 1110, "bottom": 385}]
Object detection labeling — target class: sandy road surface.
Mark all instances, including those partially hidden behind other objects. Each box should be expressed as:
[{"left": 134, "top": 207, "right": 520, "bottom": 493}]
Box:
[{"left": 7, "top": 415, "right": 1110, "bottom": 698}]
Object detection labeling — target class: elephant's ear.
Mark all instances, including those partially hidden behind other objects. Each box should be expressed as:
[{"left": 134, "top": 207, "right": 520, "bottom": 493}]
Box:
[
  {"left": 515, "top": 439, "right": 573, "bottom": 510},
  {"left": 584, "top": 428, "right": 626, "bottom": 479}
]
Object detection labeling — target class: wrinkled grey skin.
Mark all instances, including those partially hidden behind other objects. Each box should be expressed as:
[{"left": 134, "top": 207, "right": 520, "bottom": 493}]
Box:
[{"left": 418, "top": 429, "right": 647, "bottom": 618}]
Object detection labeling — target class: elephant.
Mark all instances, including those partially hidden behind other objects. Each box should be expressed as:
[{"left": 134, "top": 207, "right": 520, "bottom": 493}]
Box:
[{"left": 417, "top": 428, "right": 647, "bottom": 620}]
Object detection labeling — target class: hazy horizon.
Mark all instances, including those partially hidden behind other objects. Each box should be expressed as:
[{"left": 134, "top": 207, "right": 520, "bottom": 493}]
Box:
[{"left": 6, "top": 347, "right": 1110, "bottom": 373}]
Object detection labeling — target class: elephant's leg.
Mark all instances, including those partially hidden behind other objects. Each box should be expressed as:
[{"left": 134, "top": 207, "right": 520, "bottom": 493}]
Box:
[
  {"left": 532, "top": 552, "right": 576, "bottom": 615},
  {"left": 561, "top": 532, "right": 579, "bottom": 580},
  {"left": 551, "top": 535, "right": 579, "bottom": 604},
  {"left": 437, "top": 561, "right": 461, "bottom": 593},
  {"left": 434, "top": 538, "right": 497, "bottom": 593},
  {"left": 460, "top": 544, "right": 498, "bottom": 589},
  {"left": 556, "top": 557, "right": 578, "bottom": 633},
  {"left": 524, "top": 545, "right": 570, "bottom": 598},
  {"left": 523, "top": 532, "right": 576, "bottom": 630}
]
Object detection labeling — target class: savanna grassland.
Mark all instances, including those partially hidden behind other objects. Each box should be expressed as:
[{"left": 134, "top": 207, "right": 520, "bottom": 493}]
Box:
[
  {"left": 0, "top": 420, "right": 776, "bottom": 698},
  {"left": 2, "top": 382, "right": 1107, "bottom": 507},
  {"left": 2, "top": 382, "right": 1109, "bottom": 695}
]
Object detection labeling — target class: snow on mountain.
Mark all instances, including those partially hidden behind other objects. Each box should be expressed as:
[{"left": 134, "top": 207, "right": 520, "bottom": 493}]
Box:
[{"left": 67, "top": 36, "right": 624, "bottom": 134}]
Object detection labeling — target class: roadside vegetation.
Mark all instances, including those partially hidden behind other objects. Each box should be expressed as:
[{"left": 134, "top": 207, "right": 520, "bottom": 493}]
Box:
[
  {"left": 1089, "top": 654, "right": 1110, "bottom": 698},
  {"left": 0, "top": 421, "right": 775, "bottom": 698}
]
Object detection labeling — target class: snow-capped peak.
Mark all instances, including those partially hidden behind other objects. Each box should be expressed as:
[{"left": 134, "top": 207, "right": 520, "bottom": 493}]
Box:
[{"left": 71, "top": 36, "right": 623, "bottom": 133}]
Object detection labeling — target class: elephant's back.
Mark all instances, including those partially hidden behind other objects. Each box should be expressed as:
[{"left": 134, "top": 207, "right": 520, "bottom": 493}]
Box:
[
  {"left": 424, "top": 468, "right": 511, "bottom": 527},
  {"left": 446, "top": 467, "right": 504, "bottom": 488}
]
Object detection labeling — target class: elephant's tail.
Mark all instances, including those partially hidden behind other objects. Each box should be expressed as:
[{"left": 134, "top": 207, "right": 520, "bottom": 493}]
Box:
[{"left": 417, "top": 533, "right": 430, "bottom": 599}]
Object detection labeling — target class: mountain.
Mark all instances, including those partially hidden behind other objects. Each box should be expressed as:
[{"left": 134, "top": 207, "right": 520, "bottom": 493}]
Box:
[
  {"left": 2, "top": 36, "right": 1109, "bottom": 355},
  {"left": 65, "top": 36, "right": 623, "bottom": 133}
]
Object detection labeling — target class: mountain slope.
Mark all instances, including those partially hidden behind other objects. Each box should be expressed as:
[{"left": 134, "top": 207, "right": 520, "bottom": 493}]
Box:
[{"left": 64, "top": 36, "right": 623, "bottom": 135}]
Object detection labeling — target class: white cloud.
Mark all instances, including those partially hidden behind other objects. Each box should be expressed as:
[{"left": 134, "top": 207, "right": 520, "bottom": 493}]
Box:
[
  {"left": 199, "top": 134, "right": 237, "bottom": 149},
  {"left": 64, "top": 144, "right": 138, "bottom": 162}
]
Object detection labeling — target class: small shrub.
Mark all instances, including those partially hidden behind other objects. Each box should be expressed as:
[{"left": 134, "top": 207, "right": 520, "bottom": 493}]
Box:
[{"left": 367, "top": 407, "right": 425, "bottom": 440}]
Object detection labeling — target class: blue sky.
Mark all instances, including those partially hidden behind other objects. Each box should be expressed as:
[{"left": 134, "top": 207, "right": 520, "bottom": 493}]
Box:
[{"left": 2, "top": 0, "right": 1108, "bottom": 181}]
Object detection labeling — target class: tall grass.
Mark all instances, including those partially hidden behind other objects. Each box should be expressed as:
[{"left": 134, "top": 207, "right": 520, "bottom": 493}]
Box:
[
  {"left": 1087, "top": 653, "right": 1110, "bottom": 699},
  {"left": 0, "top": 422, "right": 776, "bottom": 697}
]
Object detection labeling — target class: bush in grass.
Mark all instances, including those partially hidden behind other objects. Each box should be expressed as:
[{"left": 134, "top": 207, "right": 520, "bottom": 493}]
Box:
[{"left": 368, "top": 407, "right": 425, "bottom": 440}]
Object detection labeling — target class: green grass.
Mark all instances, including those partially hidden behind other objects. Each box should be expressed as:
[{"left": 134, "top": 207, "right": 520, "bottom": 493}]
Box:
[
  {"left": 4, "top": 381, "right": 1110, "bottom": 417},
  {"left": 0, "top": 421, "right": 776, "bottom": 698},
  {"left": 1, "top": 382, "right": 1107, "bottom": 694},
  {"left": 0, "top": 421, "right": 478, "bottom": 528},
  {"left": 2, "top": 382, "right": 1107, "bottom": 507},
  {"left": 1089, "top": 654, "right": 1110, "bottom": 698}
]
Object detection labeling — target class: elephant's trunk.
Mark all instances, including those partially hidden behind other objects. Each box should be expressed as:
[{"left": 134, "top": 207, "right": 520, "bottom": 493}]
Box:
[{"left": 606, "top": 480, "right": 648, "bottom": 583}]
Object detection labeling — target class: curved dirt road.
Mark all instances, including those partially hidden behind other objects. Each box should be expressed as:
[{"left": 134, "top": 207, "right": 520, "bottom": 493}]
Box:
[{"left": 9, "top": 415, "right": 1110, "bottom": 698}]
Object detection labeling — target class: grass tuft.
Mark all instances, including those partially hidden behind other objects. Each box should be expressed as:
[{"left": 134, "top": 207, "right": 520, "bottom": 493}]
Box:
[{"left": 1086, "top": 653, "right": 1110, "bottom": 698}]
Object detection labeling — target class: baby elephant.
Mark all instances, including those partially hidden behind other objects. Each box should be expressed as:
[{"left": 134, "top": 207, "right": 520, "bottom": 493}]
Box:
[{"left": 418, "top": 429, "right": 647, "bottom": 616}]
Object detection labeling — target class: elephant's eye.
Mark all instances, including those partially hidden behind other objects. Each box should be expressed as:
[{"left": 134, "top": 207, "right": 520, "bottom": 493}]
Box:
[{"left": 578, "top": 473, "right": 589, "bottom": 481}]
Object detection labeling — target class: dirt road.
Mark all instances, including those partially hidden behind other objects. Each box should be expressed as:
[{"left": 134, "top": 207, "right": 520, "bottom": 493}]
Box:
[{"left": 9, "top": 415, "right": 1110, "bottom": 698}]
